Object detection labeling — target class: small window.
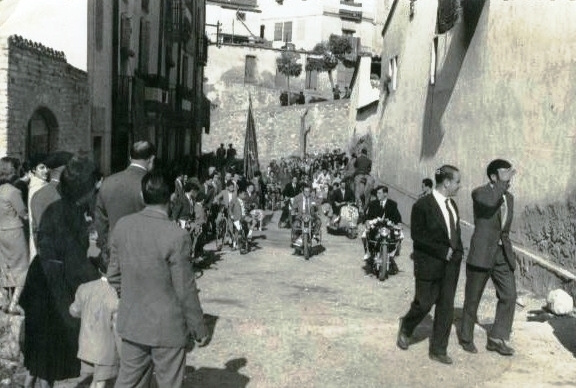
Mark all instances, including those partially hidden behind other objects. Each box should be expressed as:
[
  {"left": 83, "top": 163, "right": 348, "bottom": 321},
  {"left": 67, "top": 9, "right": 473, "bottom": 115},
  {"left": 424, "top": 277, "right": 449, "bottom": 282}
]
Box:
[
  {"left": 388, "top": 56, "right": 398, "bottom": 91},
  {"left": 430, "top": 38, "right": 438, "bottom": 85}
]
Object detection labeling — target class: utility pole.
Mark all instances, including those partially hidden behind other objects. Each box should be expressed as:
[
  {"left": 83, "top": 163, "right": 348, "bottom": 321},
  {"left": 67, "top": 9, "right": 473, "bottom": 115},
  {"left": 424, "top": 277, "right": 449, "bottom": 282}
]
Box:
[{"left": 300, "top": 109, "right": 311, "bottom": 158}]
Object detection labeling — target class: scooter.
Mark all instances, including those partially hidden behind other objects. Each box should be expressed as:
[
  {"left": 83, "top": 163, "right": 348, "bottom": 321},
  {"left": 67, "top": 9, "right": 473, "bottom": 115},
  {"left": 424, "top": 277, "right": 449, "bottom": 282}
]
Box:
[{"left": 326, "top": 202, "right": 359, "bottom": 239}]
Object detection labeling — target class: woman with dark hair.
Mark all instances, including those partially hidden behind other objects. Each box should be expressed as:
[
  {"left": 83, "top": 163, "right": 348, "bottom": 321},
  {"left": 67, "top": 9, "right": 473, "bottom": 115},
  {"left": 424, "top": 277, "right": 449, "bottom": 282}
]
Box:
[
  {"left": 0, "top": 157, "right": 29, "bottom": 314},
  {"left": 20, "top": 156, "right": 101, "bottom": 387}
]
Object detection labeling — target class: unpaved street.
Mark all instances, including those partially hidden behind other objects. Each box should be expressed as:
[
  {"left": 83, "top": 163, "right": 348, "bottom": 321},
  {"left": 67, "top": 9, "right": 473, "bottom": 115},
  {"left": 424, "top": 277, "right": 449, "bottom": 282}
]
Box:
[{"left": 182, "top": 210, "right": 576, "bottom": 388}]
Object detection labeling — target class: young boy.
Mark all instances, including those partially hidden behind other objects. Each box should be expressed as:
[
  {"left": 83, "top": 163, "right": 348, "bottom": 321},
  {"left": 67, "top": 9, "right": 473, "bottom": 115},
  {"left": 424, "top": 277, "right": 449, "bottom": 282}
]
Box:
[{"left": 69, "top": 273, "right": 119, "bottom": 388}]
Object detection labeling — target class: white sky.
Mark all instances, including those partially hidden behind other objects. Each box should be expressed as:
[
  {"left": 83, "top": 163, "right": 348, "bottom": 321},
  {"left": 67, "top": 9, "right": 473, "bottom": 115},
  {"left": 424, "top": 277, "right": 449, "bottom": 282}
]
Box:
[{"left": 0, "top": 0, "right": 87, "bottom": 70}]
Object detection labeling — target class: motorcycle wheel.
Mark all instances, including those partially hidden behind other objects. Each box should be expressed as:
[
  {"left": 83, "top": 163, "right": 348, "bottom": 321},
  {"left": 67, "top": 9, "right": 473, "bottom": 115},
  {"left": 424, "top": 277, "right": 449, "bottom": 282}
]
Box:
[
  {"left": 303, "top": 235, "right": 310, "bottom": 260},
  {"left": 378, "top": 244, "right": 389, "bottom": 281}
]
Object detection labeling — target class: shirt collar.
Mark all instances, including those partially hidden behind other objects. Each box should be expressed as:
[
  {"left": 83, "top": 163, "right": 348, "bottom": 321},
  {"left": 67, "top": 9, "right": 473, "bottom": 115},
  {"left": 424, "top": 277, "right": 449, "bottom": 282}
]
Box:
[
  {"left": 432, "top": 189, "right": 448, "bottom": 204},
  {"left": 129, "top": 163, "right": 148, "bottom": 172}
]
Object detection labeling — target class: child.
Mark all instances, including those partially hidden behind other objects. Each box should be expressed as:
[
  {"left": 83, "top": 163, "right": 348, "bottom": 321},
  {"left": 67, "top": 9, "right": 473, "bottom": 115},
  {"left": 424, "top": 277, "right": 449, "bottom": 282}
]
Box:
[{"left": 69, "top": 272, "right": 119, "bottom": 388}]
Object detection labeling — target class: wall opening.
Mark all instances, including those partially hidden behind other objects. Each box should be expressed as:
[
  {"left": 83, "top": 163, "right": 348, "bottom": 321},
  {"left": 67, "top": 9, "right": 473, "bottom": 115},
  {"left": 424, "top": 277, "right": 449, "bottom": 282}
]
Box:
[{"left": 26, "top": 107, "right": 58, "bottom": 159}]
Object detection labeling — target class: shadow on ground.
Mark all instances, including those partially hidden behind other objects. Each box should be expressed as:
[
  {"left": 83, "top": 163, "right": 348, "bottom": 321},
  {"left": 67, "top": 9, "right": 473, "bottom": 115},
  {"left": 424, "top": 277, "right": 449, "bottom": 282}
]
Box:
[
  {"left": 528, "top": 308, "right": 576, "bottom": 358},
  {"left": 182, "top": 358, "right": 250, "bottom": 388}
]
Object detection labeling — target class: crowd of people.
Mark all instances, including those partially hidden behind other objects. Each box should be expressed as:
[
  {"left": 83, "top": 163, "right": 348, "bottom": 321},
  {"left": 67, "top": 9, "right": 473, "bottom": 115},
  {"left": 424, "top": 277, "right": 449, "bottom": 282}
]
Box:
[{"left": 0, "top": 136, "right": 519, "bottom": 385}]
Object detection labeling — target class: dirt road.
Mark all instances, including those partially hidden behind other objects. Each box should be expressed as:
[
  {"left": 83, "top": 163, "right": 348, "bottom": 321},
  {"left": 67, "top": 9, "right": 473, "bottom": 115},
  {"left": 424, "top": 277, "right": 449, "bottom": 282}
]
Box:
[{"left": 183, "top": 210, "right": 576, "bottom": 388}]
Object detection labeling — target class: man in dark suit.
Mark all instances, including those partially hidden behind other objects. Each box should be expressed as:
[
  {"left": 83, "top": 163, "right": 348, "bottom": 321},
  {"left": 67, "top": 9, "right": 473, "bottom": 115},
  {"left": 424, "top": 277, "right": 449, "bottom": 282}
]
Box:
[
  {"left": 397, "top": 165, "right": 463, "bottom": 365},
  {"left": 362, "top": 185, "right": 402, "bottom": 263},
  {"left": 280, "top": 176, "right": 301, "bottom": 227},
  {"left": 329, "top": 178, "right": 355, "bottom": 217},
  {"left": 459, "top": 159, "right": 517, "bottom": 356},
  {"left": 94, "top": 141, "right": 155, "bottom": 268},
  {"left": 171, "top": 179, "right": 207, "bottom": 260},
  {"left": 108, "top": 171, "right": 208, "bottom": 387}
]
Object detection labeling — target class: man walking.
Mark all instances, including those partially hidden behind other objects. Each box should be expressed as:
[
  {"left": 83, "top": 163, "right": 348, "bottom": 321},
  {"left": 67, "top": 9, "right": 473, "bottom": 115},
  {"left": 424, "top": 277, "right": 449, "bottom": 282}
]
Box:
[
  {"left": 94, "top": 141, "right": 156, "bottom": 267},
  {"left": 108, "top": 171, "right": 208, "bottom": 387},
  {"left": 397, "top": 165, "right": 463, "bottom": 365},
  {"left": 459, "top": 159, "right": 517, "bottom": 356}
]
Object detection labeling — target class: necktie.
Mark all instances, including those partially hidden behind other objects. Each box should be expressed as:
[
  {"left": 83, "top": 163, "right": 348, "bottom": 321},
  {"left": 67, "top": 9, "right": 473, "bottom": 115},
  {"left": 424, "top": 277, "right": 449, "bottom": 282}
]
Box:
[
  {"left": 445, "top": 199, "right": 458, "bottom": 249},
  {"left": 500, "top": 195, "right": 508, "bottom": 229}
]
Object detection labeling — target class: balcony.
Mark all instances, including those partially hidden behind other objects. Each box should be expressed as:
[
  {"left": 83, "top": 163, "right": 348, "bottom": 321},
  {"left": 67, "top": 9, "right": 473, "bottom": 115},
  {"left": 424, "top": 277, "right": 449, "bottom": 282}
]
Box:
[{"left": 339, "top": 9, "right": 362, "bottom": 22}]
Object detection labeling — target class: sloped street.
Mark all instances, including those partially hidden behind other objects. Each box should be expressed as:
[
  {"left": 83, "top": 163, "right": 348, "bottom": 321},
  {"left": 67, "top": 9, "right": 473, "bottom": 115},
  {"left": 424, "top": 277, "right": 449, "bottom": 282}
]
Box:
[{"left": 181, "top": 210, "right": 576, "bottom": 388}]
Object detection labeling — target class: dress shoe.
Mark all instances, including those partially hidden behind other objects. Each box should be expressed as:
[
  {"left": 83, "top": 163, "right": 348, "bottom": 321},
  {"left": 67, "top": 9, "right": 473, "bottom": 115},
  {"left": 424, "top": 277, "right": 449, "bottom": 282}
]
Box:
[
  {"left": 486, "top": 337, "right": 514, "bottom": 356},
  {"left": 396, "top": 319, "right": 410, "bottom": 350},
  {"left": 429, "top": 353, "right": 453, "bottom": 365},
  {"left": 388, "top": 259, "right": 399, "bottom": 275},
  {"left": 459, "top": 341, "right": 478, "bottom": 354}
]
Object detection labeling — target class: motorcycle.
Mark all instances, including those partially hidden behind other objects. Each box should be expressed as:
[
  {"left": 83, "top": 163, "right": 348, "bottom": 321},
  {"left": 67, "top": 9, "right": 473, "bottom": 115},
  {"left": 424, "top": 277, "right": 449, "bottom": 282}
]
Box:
[
  {"left": 326, "top": 202, "right": 359, "bottom": 239},
  {"left": 291, "top": 213, "right": 321, "bottom": 260},
  {"left": 365, "top": 218, "right": 404, "bottom": 281}
]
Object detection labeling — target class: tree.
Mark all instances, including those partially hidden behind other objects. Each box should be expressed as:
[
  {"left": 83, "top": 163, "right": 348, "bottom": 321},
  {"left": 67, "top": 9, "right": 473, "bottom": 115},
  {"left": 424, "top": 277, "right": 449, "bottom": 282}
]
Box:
[
  {"left": 276, "top": 50, "right": 302, "bottom": 93},
  {"left": 306, "top": 34, "right": 353, "bottom": 90}
]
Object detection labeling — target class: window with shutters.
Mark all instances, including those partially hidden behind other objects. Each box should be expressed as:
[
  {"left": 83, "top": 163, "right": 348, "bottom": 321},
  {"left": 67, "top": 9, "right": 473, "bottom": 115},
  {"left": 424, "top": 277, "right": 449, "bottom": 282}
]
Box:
[
  {"left": 138, "top": 19, "right": 150, "bottom": 74},
  {"left": 182, "top": 55, "right": 189, "bottom": 88},
  {"left": 95, "top": 0, "right": 103, "bottom": 51},
  {"left": 120, "top": 14, "right": 132, "bottom": 60},
  {"left": 274, "top": 23, "right": 283, "bottom": 41},
  {"left": 273, "top": 21, "right": 293, "bottom": 42},
  {"left": 245, "top": 55, "right": 256, "bottom": 84},
  {"left": 283, "top": 22, "right": 292, "bottom": 42}
]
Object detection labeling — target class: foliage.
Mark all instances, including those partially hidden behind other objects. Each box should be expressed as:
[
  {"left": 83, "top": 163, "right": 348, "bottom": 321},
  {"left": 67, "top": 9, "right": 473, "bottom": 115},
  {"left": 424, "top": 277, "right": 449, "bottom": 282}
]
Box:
[
  {"left": 328, "top": 34, "right": 353, "bottom": 58},
  {"left": 276, "top": 51, "right": 303, "bottom": 78},
  {"left": 276, "top": 50, "right": 302, "bottom": 91}
]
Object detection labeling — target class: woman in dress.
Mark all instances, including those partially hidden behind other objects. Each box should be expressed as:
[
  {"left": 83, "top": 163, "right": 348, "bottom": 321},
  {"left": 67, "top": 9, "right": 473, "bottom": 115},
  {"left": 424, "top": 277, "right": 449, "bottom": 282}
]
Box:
[
  {"left": 0, "top": 157, "right": 29, "bottom": 314},
  {"left": 20, "top": 156, "right": 101, "bottom": 387}
]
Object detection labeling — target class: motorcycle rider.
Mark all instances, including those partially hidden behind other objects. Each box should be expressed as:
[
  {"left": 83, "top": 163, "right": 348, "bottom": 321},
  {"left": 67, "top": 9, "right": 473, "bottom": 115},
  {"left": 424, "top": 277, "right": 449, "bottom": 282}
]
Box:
[
  {"left": 291, "top": 184, "right": 321, "bottom": 245},
  {"left": 279, "top": 176, "right": 301, "bottom": 228},
  {"left": 329, "top": 178, "right": 355, "bottom": 224},
  {"left": 362, "top": 185, "right": 403, "bottom": 273},
  {"left": 353, "top": 148, "right": 375, "bottom": 214},
  {"left": 170, "top": 179, "right": 207, "bottom": 261}
]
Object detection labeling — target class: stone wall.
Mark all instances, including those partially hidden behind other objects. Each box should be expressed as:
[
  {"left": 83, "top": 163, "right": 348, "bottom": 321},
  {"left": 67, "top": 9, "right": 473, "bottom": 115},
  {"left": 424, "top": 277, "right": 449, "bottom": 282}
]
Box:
[
  {"left": 373, "top": 1, "right": 576, "bottom": 297},
  {"left": 0, "top": 35, "right": 89, "bottom": 159},
  {"left": 203, "top": 83, "right": 351, "bottom": 167}
]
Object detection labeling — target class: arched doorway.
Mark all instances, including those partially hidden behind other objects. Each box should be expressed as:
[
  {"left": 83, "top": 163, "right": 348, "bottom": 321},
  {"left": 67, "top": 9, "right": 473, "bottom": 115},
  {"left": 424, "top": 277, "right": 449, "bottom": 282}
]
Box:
[{"left": 26, "top": 107, "right": 58, "bottom": 158}]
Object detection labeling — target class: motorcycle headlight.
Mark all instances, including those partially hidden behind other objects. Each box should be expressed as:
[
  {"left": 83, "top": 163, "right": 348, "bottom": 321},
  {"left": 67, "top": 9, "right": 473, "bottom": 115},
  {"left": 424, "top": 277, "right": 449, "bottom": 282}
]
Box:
[
  {"left": 380, "top": 227, "right": 390, "bottom": 237},
  {"left": 302, "top": 215, "right": 311, "bottom": 223}
]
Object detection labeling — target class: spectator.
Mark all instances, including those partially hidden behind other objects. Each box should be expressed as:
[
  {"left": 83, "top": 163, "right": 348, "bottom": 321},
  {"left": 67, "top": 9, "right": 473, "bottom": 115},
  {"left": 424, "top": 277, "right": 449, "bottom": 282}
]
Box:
[
  {"left": 108, "top": 171, "right": 208, "bottom": 387},
  {"left": 226, "top": 143, "right": 237, "bottom": 164},
  {"left": 29, "top": 151, "right": 74, "bottom": 257},
  {"left": 297, "top": 91, "right": 306, "bottom": 104},
  {"left": 20, "top": 156, "right": 102, "bottom": 387},
  {"left": 0, "top": 157, "right": 29, "bottom": 314},
  {"left": 333, "top": 85, "right": 341, "bottom": 100},
  {"left": 69, "top": 271, "right": 119, "bottom": 388},
  {"left": 216, "top": 143, "right": 226, "bottom": 169},
  {"left": 27, "top": 153, "right": 49, "bottom": 262},
  {"left": 94, "top": 141, "right": 156, "bottom": 269},
  {"left": 419, "top": 178, "right": 433, "bottom": 198}
]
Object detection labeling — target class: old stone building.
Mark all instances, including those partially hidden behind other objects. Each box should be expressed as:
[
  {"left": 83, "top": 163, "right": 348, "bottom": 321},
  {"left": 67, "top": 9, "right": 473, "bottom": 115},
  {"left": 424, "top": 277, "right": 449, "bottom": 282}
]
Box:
[
  {"left": 370, "top": 0, "right": 576, "bottom": 295},
  {"left": 0, "top": 35, "right": 89, "bottom": 161},
  {"left": 88, "top": 0, "right": 209, "bottom": 174}
]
